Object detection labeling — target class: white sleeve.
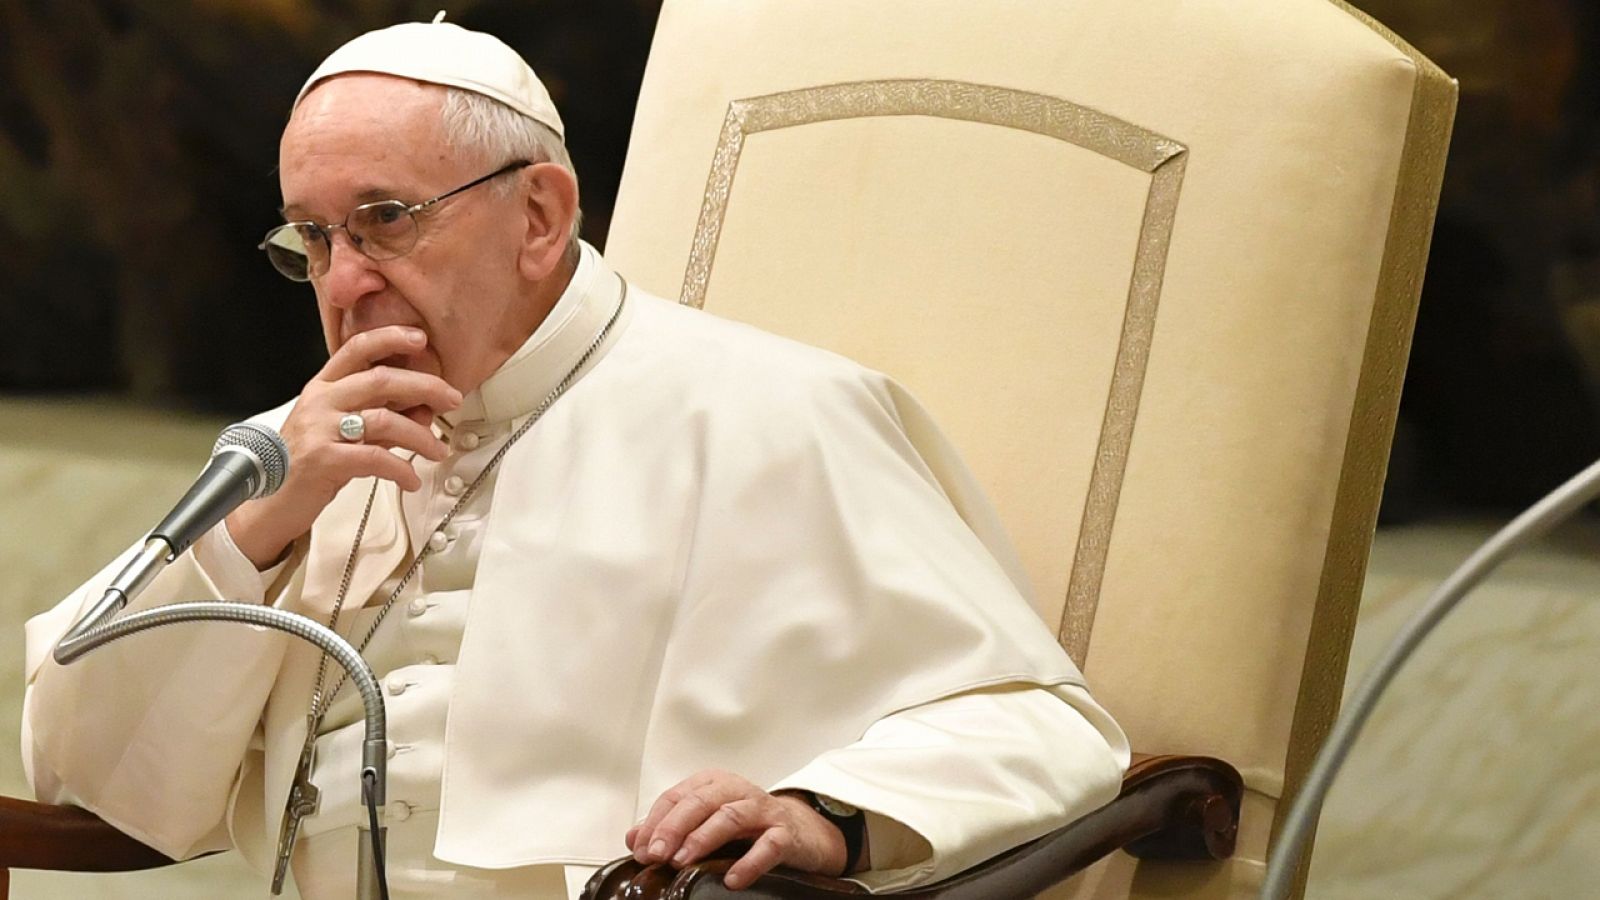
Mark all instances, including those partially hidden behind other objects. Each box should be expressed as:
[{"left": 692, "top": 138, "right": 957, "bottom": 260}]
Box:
[
  {"left": 21, "top": 530, "right": 303, "bottom": 860},
  {"left": 190, "top": 520, "right": 294, "bottom": 602},
  {"left": 770, "top": 683, "right": 1129, "bottom": 891}
]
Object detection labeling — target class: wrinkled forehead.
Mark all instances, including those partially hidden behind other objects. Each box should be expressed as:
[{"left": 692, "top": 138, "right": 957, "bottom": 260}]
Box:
[
  {"left": 278, "top": 75, "right": 453, "bottom": 212},
  {"left": 284, "top": 73, "right": 448, "bottom": 150}
]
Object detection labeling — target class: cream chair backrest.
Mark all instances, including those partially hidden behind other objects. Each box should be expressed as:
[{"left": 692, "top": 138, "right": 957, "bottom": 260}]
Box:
[{"left": 603, "top": 2, "right": 1454, "bottom": 896}]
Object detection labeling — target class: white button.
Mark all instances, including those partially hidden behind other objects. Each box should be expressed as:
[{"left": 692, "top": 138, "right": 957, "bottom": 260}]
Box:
[
  {"left": 427, "top": 529, "right": 449, "bottom": 552},
  {"left": 422, "top": 653, "right": 440, "bottom": 665},
  {"left": 444, "top": 475, "right": 466, "bottom": 496},
  {"left": 407, "top": 597, "right": 428, "bottom": 618},
  {"left": 387, "top": 801, "right": 412, "bottom": 822},
  {"left": 458, "top": 431, "right": 481, "bottom": 450},
  {"left": 385, "top": 675, "right": 408, "bottom": 696}
]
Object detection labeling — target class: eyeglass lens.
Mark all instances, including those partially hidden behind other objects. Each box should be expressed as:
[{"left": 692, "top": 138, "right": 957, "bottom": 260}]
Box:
[{"left": 263, "top": 201, "right": 419, "bottom": 281}]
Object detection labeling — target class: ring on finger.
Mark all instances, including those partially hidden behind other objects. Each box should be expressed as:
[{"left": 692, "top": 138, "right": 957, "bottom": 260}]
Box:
[{"left": 337, "top": 412, "right": 367, "bottom": 443}]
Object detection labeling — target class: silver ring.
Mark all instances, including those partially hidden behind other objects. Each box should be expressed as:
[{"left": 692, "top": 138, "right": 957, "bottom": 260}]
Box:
[{"left": 337, "top": 412, "right": 366, "bottom": 443}]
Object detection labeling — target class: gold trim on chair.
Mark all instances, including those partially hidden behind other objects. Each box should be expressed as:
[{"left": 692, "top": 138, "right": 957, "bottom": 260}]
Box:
[
  {"left": 1273, "top": 5, "right": 1459, "bottom": 897},
  {"left": 678, "top": 79, "right": 1188, "bottom": 667}
]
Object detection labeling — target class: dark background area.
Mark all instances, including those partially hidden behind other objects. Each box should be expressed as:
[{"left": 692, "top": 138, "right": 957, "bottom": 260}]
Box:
[
  {"left": 1, "top": 0, "right": 1596, "bottom": 517},
  {"left": 0, "top": 0, "right": 659, "bottom": 408}
]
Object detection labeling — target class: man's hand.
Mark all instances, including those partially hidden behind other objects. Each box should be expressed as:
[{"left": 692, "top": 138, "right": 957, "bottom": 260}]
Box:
[
  {"left": 227, "top": 325, "right": 462, "bottom": 569},
  {"left": 627, "top": 770, "right": 848, "bottom": 890}
]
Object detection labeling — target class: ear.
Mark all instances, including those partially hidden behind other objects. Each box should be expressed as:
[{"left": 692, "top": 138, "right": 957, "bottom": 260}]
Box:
[{"left": 516, "top": 162, "right": 580, "bottom": 281}]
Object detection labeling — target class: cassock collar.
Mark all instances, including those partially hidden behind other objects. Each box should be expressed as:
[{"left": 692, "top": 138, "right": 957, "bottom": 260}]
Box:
[{"left": 440, "top": 240, "right": 620, "bottom": 430}]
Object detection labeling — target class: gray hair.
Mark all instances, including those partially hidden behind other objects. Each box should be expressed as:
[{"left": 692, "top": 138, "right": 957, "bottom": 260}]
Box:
[{"left": 439, "top": 87, "right": 584, "bottom": 262}]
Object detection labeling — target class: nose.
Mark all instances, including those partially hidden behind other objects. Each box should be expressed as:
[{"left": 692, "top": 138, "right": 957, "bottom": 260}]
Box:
[{"left": 316, "top": 230, "right": 385, "bottom": 308}]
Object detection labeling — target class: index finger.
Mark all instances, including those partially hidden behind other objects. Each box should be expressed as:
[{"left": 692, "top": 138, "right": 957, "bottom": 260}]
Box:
[
  {"left": 321, "top": 326, "right": 428, "bottom": 381},
  {"left": 632, "top": 771, "right": 719, "bottom": 862}
]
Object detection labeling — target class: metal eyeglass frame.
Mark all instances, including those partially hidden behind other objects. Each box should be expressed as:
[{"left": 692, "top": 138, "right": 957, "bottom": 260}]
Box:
[{"left": 260, "top": 159, "right": 533, "bottom": 281}]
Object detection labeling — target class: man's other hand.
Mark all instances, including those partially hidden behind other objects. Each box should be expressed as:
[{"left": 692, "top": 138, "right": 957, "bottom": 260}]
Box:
[{"left": 627, "top": 770, "right": 848, "bottom": 890}]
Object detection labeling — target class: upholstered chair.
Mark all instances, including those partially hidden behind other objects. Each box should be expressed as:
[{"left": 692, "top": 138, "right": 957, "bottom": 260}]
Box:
[{"left": 587, "top": 0, "right": 1455, "bottom": 897}]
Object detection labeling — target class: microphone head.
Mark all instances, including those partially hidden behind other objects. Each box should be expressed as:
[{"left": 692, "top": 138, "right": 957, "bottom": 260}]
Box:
[{"left": 212, "top": 422, "right": 290, "bottom": 499}]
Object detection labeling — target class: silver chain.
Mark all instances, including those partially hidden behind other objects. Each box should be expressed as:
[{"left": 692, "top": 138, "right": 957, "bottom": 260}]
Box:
[{"left": 307, "top": 280, "right": 627, "bottom": 724}]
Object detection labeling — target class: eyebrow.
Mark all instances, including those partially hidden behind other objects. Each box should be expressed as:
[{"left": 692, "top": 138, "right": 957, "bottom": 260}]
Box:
[{"left": 279, "top": 186, "right": 412, "bottom": 220}]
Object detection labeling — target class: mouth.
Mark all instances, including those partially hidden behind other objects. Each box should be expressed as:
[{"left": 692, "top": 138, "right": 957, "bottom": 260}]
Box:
[{"left": 376, "top": 353, "right": 415, "bottom": 370}]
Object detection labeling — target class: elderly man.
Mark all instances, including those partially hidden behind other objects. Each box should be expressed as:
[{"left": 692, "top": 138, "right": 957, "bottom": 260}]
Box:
[{"left": 22, "top": 17, "right": 1127, "bottom": 900}]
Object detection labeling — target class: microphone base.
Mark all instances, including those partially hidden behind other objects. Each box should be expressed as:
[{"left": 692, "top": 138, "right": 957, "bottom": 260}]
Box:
[{"left": 55, "top": 537, "right": 172, "bottom": 664}]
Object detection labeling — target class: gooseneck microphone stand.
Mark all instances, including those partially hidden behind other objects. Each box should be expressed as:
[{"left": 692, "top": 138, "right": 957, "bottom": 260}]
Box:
[
  {"left": 1261, "top": 456, "right": 1600, "bottom": 899},
  {"left": 49, "top": 424, "right": 390, "bottom": 900}
]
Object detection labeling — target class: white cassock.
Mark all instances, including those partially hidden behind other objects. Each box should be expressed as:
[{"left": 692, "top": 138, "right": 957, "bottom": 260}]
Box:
[{"left": 23, "top": 243, "right": 1129, "bottom": 898}]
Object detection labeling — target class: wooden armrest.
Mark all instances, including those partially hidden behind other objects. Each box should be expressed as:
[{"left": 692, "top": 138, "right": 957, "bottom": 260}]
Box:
[
  {"left": 0, "top": 795, "right": 175, "bottom": 873},
  {"left": 1, "top": 753, "right": 1241, "bottom": 900},
  {"left": 581, "top": 753, "right": 1242, "bottom": 900}
]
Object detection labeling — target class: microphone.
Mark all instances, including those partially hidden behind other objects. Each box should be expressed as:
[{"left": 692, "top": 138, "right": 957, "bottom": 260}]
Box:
[
  {"left": 95, "top": 422, "right": 290, "bottom": 610},
  {"left": 152, "top": 422, "right": 291, "bottom": 558}
]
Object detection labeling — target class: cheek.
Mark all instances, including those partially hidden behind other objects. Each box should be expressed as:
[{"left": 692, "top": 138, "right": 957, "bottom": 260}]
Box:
[
  {"left": 315, "top": 299, "right": 341, "bottom": 355},
  {"left": 423, "top": 310, "right": 469, "bottom": 375}
]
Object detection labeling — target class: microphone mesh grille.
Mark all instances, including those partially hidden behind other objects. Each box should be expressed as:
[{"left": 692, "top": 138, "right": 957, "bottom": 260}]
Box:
[{"left": 213, "top": 422, "right": 290, "bottom": 498}]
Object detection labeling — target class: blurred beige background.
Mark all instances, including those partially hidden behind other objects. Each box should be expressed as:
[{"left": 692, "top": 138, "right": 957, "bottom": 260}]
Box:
[
  {"left": 0, "top": 398, "right": 297, "bottom": 898},
  {"left": 4, "top": 395, "right": 1598, "bottom": 897}
]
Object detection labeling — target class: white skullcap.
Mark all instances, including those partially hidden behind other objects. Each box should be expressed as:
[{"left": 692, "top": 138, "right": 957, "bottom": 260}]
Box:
[{"left": 294, "top": 11, "right": 565, "bottom": 139}]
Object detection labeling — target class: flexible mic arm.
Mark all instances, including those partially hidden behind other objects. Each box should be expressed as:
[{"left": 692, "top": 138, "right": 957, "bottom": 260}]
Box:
[
  {"left": 1261, "top": 456, "right": 1600, "bottom": 899},
  {"left": 54, "top": 601, "right": 388, "bottom": 900},
  {"left": 49, "top": 424, "right": 390, "bottom": 900}
]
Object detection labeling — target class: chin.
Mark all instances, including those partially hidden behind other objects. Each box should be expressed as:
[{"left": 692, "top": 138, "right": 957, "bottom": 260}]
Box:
[{"left": 379, "top": 351, "right": 442, "bottom": 377}]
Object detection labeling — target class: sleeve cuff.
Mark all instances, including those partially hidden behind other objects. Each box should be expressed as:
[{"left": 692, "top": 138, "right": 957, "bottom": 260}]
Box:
[
  {"left": 770, "top": 767, "right": 935, "bottom": 890},
  {"left": 767, "top": 683, "right": 1127, "bottom": 892},
  {"left": 190, "top": 523, "right": 291, "bottom": 603}
]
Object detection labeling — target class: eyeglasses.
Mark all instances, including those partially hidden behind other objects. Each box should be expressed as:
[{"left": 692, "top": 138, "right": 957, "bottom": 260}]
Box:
[{"left": 260, "top": 160, "right": 533, "bottom": 282}]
